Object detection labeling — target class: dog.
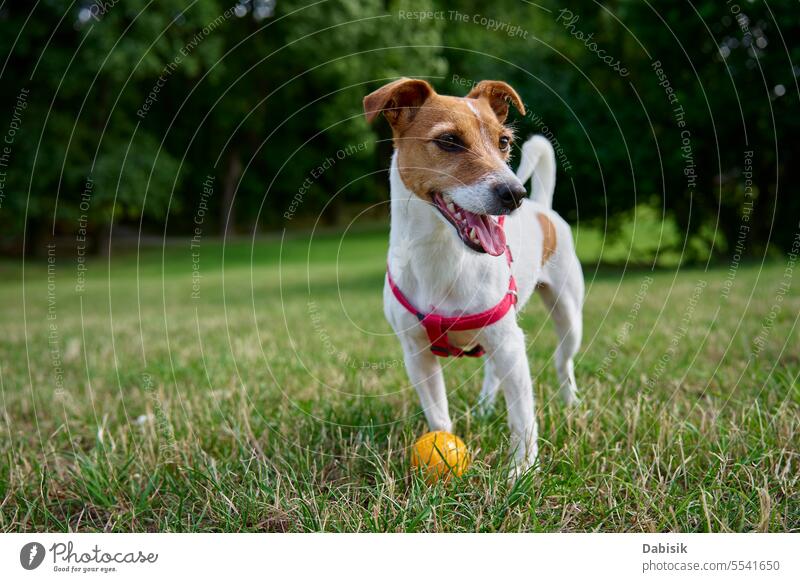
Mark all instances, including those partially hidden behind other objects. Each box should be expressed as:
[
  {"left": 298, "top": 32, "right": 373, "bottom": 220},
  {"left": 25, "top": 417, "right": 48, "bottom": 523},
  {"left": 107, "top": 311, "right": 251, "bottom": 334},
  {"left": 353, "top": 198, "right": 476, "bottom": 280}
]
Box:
[{"left": 363, "top": 78, "right": 584, "bottom": 476}]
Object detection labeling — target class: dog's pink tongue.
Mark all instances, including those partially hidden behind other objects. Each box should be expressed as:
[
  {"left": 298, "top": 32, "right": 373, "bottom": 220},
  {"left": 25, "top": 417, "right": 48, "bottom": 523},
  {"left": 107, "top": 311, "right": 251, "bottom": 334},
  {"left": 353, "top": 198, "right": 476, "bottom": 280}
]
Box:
[{"left": 467, "top": 213, "right": 506, "bottom": 256}]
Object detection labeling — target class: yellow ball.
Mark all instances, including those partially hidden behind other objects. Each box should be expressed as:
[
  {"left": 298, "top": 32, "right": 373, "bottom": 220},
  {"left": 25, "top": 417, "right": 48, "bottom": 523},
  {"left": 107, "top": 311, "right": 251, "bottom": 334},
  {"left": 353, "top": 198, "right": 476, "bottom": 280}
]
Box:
[{"left": 410, "top": 431, "right": 470, "bottom": 483}]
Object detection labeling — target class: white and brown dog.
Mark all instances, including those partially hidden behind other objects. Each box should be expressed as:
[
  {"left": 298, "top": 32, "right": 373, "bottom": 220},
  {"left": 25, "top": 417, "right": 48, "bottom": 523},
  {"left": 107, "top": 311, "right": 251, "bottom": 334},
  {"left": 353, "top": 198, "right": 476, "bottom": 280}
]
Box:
[{"left": 364, "top": 78, "right": 584, "bottom": 476}]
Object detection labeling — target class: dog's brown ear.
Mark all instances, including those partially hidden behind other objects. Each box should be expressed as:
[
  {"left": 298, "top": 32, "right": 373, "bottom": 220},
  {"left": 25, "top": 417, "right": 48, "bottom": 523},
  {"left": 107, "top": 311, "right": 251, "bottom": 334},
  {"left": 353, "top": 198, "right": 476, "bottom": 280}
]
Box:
[
  {"left": 363, "top": 78, "right": 434, "bottom": 128},
  {"left": 467, "top": 80, "right": 525, "bottom": 123}
]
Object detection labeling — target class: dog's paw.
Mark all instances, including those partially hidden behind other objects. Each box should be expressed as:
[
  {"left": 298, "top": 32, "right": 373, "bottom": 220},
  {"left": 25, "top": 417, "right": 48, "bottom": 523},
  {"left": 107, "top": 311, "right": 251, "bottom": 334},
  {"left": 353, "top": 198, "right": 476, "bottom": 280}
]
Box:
[
  {"left": 475, "top": 398, "right": 496, "bottom": 419},
  {"left": 506, "top": 461, "right": 539, "bottom": 484},
  {"left": 506, "top": 449, "right": 539, "bottom": 483},
  {"left": 560, "top": 385, "right": 580, "bottom": 407}
]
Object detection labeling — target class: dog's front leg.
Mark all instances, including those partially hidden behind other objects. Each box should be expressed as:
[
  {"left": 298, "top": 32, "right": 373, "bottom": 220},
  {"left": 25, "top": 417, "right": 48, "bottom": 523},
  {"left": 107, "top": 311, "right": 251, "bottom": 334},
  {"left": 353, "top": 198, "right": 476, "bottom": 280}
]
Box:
[
  {"left": 401, "top": 342, "right": 452, "bottom": 433},
  {"left": 488, "top": 326, "right": 538, "bottom": 476},
  {"left": 478, "top": 359, "right": 500, "bottom": 416}
]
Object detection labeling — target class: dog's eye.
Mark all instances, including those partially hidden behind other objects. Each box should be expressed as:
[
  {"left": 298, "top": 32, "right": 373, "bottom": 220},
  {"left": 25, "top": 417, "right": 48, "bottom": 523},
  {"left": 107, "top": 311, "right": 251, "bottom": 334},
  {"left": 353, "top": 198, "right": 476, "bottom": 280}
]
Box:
[
  {"left": 499, "top": 136, "right": 511, "bottom": 151},
  {"left": 434, "top": 134, "right": 465, "bottom": 152}
]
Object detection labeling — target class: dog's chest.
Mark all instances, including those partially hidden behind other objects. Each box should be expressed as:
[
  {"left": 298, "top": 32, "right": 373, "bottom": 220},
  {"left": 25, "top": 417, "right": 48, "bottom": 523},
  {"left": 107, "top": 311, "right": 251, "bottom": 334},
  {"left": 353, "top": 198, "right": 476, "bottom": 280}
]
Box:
[{"left": 442, "top": 328, "right": 484, "bottom": 351}]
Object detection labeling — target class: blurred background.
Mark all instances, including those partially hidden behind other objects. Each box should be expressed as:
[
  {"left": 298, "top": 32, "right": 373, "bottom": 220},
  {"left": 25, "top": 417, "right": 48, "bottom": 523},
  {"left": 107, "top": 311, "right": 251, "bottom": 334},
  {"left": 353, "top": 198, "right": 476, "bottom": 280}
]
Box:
[{"left": 0, "top": 0, "right": 797, "bottom": 263}]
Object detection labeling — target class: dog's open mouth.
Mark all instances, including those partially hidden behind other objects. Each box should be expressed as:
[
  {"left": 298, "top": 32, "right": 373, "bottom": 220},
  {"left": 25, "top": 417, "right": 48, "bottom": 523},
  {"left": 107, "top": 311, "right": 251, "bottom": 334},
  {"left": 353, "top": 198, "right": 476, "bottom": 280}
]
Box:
[{"left": 432, "top": 193, "right": 506, "bottom": 256}]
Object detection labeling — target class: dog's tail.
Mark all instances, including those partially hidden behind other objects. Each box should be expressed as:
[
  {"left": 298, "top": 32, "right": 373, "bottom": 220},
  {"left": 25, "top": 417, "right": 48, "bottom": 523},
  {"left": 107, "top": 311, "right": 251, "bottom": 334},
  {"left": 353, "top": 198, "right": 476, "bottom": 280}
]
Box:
[{"left": 516, "top": 135, "right": 556, "bottom": 209}]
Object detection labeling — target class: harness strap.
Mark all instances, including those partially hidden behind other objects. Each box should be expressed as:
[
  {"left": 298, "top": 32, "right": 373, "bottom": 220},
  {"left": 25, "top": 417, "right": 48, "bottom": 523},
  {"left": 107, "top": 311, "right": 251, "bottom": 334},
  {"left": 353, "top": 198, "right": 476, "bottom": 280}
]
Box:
[{"left": 386, "top": 216, "right": 517, "bottom": 358}]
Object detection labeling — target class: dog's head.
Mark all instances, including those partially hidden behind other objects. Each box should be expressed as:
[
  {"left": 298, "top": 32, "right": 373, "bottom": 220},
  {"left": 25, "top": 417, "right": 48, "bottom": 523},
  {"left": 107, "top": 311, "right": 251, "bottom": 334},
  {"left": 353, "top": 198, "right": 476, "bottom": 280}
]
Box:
[{"left": 364, "top": 78, "right": 526, "bottom": 256}]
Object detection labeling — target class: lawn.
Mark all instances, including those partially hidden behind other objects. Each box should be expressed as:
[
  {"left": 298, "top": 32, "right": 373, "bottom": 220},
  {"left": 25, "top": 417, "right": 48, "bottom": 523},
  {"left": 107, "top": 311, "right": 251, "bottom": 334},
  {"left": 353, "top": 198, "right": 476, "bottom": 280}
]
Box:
[{"left": 0, "top": 225, "right": 798, "bottom": 532}]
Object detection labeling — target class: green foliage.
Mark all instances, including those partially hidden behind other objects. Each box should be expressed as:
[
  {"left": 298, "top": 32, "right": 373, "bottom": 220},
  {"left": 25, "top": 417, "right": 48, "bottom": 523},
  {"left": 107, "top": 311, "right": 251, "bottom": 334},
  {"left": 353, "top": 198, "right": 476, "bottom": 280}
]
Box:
[
  {"left": 91, "top": 131, "right": 181, "bottom": 222},
  {"left": 0, "top": 0, "right": 796, "bottom": 256}
]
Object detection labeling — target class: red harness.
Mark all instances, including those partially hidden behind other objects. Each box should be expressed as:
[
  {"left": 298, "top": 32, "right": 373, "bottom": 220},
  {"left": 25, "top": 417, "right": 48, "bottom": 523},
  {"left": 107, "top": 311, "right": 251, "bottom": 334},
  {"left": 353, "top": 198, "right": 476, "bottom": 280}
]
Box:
[{"left": 386, "top": 216, "right": 517, "bottom": 358}]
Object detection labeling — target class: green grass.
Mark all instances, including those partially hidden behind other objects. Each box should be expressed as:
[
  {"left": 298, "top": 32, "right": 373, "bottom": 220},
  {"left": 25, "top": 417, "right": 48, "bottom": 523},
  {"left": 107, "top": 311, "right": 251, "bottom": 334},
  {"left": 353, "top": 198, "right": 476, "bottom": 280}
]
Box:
[{"left": 0, "top": 225, "right": 798, "bottom": 532}]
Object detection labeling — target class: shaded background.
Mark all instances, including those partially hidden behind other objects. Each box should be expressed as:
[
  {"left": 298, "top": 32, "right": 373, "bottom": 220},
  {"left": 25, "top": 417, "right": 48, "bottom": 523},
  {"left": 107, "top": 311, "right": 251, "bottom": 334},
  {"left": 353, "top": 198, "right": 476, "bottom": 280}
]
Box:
[{"left": 0, "top": 0, "right": 797, "bottom": 261}]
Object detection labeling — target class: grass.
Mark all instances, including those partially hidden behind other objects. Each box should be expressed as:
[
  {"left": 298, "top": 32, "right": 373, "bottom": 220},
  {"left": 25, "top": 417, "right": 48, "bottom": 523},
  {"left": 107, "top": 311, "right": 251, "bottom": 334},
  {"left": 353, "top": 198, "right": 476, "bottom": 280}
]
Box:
[{"left": 0, "top": 224, "right": 798, "bottom": 532}]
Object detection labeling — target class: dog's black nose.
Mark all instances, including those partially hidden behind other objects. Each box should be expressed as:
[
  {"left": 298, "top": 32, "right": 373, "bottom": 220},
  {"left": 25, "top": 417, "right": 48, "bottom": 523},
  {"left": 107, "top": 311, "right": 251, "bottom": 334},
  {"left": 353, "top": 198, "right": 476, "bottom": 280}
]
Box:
[{"left": 493, "top": 182, "right": 526, "bottom": 210}]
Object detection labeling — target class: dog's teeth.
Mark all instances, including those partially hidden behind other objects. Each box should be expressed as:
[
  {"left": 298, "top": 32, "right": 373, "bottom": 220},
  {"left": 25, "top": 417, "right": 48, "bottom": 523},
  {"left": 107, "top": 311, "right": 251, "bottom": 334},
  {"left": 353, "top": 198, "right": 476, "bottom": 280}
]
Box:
[
  {"left": 447, "top": 202, "right": 456, "bottom": 213},
  {"left": 455, "top": 212, "right": 463, "bottom": 220},
  {"left": 470, "top": 228, "right": 478, "bottom": 241}
]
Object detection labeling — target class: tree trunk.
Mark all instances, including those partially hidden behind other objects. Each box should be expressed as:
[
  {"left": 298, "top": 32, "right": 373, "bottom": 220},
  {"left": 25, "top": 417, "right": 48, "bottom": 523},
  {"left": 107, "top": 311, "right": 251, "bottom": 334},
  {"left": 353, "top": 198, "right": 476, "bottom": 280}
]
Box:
[
  {"left": 97, "top": 222, "right": 112, "bottom": 257},
  {"left": 221, "top": 149, "right": 242, "bottom": 237}
]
